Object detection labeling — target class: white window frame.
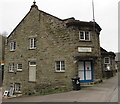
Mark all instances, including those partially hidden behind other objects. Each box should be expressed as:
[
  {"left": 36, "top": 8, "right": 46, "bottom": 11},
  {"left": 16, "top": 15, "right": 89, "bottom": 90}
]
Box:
[
  {"left": 9, "top": 63, "right": 14, "bottom": 72},
  {"left": 14, "top": 83, "right": 21, "bottom": 93},
  {"left": 55, "top": 61, "right": 65, "bottom": 72},
  {"left": 17, "top": 64, "right": 23, "bottom": 71},
  {"left": 79, "top": 31, "right": 90, "bottom": 41},
  {"left": 104, "top": 57, "right": 110, "bottom": 64},
  {"left": 29, "top": 38, "right": 36, "bottom": 49},
  {"left": 10, "top": 42, "right": 16, "bottom": 51}
]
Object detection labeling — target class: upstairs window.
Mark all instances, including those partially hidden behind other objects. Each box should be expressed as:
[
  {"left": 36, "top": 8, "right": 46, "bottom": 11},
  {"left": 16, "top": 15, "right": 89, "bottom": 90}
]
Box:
[
  {"left": 9, "top": 63, "right": 14, "bottom": 72},
  {"left": 79, "top": 31, "right": 90, "bottom": 41},
  {"left": 29, "top": 38, "right": 36, "bottom": 49},
  {"left": 104, "top": 57, "right": 111, "bottom": 70},
  {"left": 10, "top": 42, "right": 16, "bottom": 51},
  {"left": 17, "top": 64, "right": 23, "bottom": 71},
  {"left": 55, "top": 61, "right": 65, "bottom": 72},
  {"left": 104, "top": 57, "right": 110, "bottom": 64}
]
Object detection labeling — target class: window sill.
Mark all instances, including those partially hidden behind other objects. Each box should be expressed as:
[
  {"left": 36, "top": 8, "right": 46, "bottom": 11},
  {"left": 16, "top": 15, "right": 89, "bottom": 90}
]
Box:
[
  {"left": 10, "top": 50, "right": 15, "bottom": 52},
  {"left": 79, "top": 40, "right": 91, "bottom": 42},
  {"left": 8, "top": 71, "right": 14, "bottom": 73},
  {"left": 17, "top": 70, "right": 22, "bottom": 72},
  {"left": 15, "top": 91, "right": 22, "bottom": 94},
  {"left": 55, "top": 71, "right": 65, "bottom": 73},
  {"left": 28, "top": 81, "right": 36, "bottom": 83},
  {"left": 29, "top": 48, "right": 36, "bottom": 50},
  {"left": 104, "top": 63, "right": 110, "bottom": 64}
]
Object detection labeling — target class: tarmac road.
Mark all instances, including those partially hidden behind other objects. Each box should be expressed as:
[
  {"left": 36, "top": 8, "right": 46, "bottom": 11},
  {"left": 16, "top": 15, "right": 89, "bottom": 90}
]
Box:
[{"left": 2, "top": 73, "right": 118, "bottom": 102}]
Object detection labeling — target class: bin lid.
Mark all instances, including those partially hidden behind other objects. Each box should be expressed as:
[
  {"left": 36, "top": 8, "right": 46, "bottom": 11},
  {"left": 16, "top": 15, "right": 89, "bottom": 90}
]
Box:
[{"left": 72, "top": 77, "right": 80, "bottom": 80}]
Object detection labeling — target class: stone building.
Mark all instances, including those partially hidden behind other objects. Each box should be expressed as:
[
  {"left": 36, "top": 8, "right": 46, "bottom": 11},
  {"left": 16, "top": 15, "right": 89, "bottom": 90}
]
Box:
[
  {"left": 0, "top": 35, "right": 6, "bottom": 86},
  {"left": 3, "top": 2, "right": 103, "bottom": 95},
  {"left": 115, "top": 52, "right": 120, "bottom": 72},
  {"left": 101, "top": 47, "right": 116, "bottom": 78}
]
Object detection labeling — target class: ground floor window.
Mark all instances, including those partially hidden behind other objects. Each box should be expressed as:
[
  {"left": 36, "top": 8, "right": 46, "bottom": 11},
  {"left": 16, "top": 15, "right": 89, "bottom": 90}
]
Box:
[
  {"left": 104, "top": 64, "right": 110, "bottom": 71},
  {"left": 55, "top": 61, "right": 65, "bottom": 72},
  {"left": 17, "top": 64, "right": 23, "bottom": 71},
  {"left": 15, "top": 83, "right": 21, "bottom": 93},
  {"left": 9, "top": 63, "right": 14, "bottom": 72},
  {"left": 9, "top": 82, "right": 21, "bottom": 96}
]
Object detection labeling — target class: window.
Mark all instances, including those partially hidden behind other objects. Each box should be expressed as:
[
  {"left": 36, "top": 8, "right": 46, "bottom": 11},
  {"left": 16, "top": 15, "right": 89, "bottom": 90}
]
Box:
[
  {"left": 29, "top": 61, "right": 36, "bottom": 82},
  {"left": 30, "top": 38, "right": 36, "bottom": 49},
  {"left": 55, "top": 61, "right": 65, "bottom": 72},
  {"left": 104, "top": 57, "right": 110, "bottom": 70},
  {"left": 15, "top": 83, "right": 21, "bottom": 93},
  {"left": 104, "top": 57, "right": 110, "bottom": 64},
  {"left": 104, "top": 64, "right": 110, "bottom": 70},
  {"left": 79, "top": 31, "right": 90, "bottom": 41},
  {"left": 9, "top": 63, "right": 14, "bottom": 72},
  {"left": 10, "top": 42, "right": 16, "bottom": 51},
  {"left": 17, "top": 64, "right": 22, "bottom": 71},
  {"left": 29, "top": 61, "right": 36, "bottom": 66}
]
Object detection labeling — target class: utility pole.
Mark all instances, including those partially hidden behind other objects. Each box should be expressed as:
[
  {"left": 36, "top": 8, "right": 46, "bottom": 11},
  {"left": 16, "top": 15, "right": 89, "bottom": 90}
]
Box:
[{"left": 92, "top": 0, "right": 95, "bottom": 22}]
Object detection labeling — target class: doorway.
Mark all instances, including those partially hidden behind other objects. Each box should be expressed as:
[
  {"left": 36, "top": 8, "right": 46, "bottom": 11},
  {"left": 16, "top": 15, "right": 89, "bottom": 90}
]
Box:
[{"left": 78, "top": 61, "right": 93, "bottom": 82}]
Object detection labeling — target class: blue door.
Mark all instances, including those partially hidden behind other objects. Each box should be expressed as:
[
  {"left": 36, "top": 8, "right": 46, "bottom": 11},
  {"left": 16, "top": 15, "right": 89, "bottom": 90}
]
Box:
[{"left": 78, "top": 61, "right": 93, "bottom": 83}]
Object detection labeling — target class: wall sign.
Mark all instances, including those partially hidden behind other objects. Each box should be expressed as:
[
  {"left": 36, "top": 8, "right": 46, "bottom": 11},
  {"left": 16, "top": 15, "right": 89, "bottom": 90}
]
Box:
[{"left": 78, "top": 47, "right": 92, "bottom": 52}]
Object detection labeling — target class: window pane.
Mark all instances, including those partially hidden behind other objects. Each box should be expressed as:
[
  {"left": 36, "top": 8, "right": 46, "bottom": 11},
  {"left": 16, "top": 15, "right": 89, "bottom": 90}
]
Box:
[
  {"left": 85, "top": 32, "right": 90, "bottom": 40},
  {"left": 14, "top": 42, "right": 16, "bottom": 50},
  {"left": 30, "top": 38, "right": 36, "bottom": 49},
  {"left": 80, "top": 32, "right": 84, "bottom": 40},
  {"left": 10, "top": 42, "right": 13, "bottom": 50},
  {"left": 56, "top": 61, "right": 60, "bottom": 70},
  {"left": 10, "top": 43, "right": 12, "bottom": 50},
  {"left": 34, "top": 38, "right": 36, "bottom": 48},
  {"left": 30, "top": 39, "right": 33, "bottom": 48},
  {"left": 9, "top": 63, "right": 14, "bottom": 72},
  {"left": 61, "top": 61, "right": 65, "bottom": 70}
]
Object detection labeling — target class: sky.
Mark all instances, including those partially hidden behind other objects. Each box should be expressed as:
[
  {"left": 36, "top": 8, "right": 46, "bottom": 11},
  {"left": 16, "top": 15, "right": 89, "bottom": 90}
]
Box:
[{"left": 0, "top": 0, "right": 119, "bottom": 52}]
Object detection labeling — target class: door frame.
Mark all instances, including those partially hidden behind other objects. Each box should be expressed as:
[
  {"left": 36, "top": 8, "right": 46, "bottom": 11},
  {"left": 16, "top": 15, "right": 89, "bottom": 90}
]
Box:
[{"left": 78, "top": 60, "right": 94, "bottom": 83}]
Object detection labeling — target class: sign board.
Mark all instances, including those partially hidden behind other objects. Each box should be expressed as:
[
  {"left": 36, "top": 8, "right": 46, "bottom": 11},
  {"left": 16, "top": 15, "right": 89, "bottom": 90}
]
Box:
[{"left": 78, "top": 47, "right": 92, "bottom": 52}]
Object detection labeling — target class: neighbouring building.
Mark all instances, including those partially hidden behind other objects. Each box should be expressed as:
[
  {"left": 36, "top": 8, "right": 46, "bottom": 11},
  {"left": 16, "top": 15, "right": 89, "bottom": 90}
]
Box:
[
  {"left": 3, "top": 2, "right": 106, "bottom": 95},
  {"left": 101, "top": 47, "right": 116, "bottom": 78},
  {"left": 0, "top": 35, "right": 6, "bottom": 86},
  {"left": 115, "top": 52, "right": 120, "bottom": 72}
]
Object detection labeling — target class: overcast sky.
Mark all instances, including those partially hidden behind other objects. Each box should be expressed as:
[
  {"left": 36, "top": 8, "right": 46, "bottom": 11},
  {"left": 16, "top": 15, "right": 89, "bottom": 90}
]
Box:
[{"left": 0, "top": 0, "right": 118, "bottom": 52}]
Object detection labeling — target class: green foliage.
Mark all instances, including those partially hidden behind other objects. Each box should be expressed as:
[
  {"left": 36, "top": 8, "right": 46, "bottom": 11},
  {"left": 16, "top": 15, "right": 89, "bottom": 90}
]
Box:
[
  {"left": 39, "top": 88, "right": 72, "bottom": 95},
  {"left": 25, "top": 88, "right": 72, "bottom": 96}
]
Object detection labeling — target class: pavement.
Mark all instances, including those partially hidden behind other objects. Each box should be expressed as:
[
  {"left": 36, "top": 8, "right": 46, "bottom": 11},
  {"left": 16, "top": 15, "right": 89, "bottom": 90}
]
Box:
[
  {"left": 0, "top": 87, "right": 2, "bottom": 104},
  {"left": 2, "top": 73, "right": 118, "bottom": 102}
]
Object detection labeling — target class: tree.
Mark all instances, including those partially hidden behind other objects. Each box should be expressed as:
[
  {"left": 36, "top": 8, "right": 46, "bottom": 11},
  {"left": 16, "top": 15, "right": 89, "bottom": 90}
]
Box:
[{"left": 0, "top": 31, "right": 8, "bottom": 37}]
